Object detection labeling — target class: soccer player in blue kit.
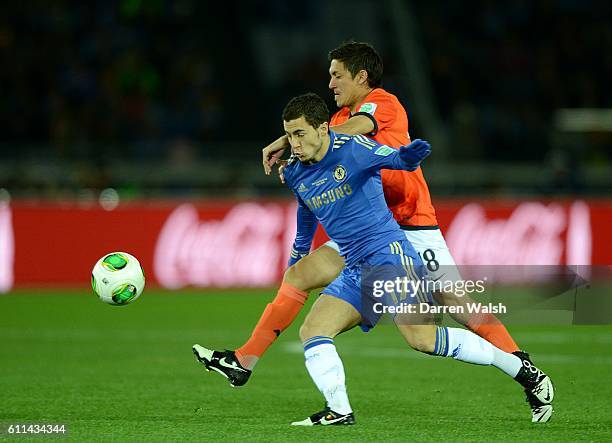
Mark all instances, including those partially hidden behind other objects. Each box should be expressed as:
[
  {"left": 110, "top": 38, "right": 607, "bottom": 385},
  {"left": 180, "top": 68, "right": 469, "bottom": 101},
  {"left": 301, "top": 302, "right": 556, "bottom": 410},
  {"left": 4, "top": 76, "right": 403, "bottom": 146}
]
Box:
[
  {"left": 193, "top": 92, "right": 554, "bottom": 425},
  {"left": 278, "top": 93, "right": 553, "bottom": 426}
]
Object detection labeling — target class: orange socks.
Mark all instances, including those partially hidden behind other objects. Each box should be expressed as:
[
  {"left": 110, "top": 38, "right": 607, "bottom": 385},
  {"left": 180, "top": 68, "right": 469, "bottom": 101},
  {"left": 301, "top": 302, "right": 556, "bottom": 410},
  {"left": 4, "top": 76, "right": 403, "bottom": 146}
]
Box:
[
  {"left": 466, "top": 312, "right": 520, "bottom": 354},
  {"left": 235, "top": 282, "right": 308, "bottom": 370}
]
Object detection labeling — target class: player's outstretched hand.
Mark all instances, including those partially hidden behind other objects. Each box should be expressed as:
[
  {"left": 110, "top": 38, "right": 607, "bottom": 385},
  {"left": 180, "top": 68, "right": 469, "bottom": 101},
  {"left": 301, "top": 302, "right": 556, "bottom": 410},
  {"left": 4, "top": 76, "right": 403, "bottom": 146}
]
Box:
[
  {"left": 262, "top": 135, "right": 290, "bottom": 175},
  {"left": 399, "top": 139, "right": 431, "bottom": 170}
]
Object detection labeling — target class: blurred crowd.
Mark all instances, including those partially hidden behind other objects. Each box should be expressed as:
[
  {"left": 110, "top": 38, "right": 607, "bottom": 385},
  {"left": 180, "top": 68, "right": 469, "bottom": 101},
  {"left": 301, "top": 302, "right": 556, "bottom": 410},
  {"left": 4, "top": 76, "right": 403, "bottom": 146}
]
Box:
[
  {"left": 0, "top": 0, "right": 609, "bottom": 196},
  {"left": 0, "top": 1, "right": 238, "bottom": 160},
  {"left": 414, "top": 1, "right": 611, "bottom": 162}
]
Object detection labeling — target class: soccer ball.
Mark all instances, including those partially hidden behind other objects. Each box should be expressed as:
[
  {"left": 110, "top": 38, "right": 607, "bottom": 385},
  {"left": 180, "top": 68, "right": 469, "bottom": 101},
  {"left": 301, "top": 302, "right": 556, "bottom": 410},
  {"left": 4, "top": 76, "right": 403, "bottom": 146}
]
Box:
[{"left": 91, "top": 252, "right": 145, "bottom": 306}]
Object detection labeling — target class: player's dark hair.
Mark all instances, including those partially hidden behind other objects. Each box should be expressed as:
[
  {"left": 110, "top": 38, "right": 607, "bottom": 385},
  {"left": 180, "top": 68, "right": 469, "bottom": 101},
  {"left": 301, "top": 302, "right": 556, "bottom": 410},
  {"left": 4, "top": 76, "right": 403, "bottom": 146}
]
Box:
[
  {"left": 282, "top": 93, "right": 330, "bottom": 128},
  {"left": 328, "top": 41, "right": 383, "bottom": 88}
]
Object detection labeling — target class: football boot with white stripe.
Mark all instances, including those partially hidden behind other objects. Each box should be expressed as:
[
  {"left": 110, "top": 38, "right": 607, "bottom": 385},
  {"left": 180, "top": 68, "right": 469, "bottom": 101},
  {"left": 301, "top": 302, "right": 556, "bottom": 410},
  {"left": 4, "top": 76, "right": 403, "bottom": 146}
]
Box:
[
  {"left": 513, "top": 351, "right": 554, "bottom": 423},
  {"left": 291, "top": 405, "right": 355, "bottom": 426},
  {"left": 192, "top": 345, "right": 251, "bottom": 387}
]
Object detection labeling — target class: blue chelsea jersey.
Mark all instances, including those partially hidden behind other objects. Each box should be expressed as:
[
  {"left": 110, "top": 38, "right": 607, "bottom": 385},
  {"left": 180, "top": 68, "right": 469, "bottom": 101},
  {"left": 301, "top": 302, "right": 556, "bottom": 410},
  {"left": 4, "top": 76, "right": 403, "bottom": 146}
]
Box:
[{"left": 283, "top": 131, "right": 411, "bottom": 266}]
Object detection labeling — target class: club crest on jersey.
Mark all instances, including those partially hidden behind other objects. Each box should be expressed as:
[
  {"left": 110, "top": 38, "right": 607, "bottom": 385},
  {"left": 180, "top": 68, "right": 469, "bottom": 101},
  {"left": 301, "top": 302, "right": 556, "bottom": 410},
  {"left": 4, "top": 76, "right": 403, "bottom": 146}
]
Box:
[
  {"left": 333, "top": 165, "right": 347, "bottom": 182},
  {"left": 358, "top": 102, "right": 378, "bottom": 115}
]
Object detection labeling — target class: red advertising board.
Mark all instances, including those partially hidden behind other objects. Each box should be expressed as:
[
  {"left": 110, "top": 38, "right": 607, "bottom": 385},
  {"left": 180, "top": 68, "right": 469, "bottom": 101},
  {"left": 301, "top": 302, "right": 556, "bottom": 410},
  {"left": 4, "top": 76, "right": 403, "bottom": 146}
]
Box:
[{"left": 0, "top": 199, "right": 610, "bottom": 291}]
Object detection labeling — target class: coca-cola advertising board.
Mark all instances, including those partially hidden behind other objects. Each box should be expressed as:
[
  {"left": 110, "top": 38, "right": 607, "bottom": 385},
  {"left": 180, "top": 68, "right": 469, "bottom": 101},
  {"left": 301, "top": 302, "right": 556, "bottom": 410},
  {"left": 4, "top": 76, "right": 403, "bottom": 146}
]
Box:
[{"left": 1, "top": 199, "right": 610, "bottom": 291}]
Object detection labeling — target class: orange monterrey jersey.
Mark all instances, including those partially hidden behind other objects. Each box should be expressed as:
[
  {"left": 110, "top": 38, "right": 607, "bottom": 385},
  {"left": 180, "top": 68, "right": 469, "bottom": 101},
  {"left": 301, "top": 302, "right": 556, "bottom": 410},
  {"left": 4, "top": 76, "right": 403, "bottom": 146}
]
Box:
[{"left": 330, "top": 88, "right": 438, "bottom": 227}]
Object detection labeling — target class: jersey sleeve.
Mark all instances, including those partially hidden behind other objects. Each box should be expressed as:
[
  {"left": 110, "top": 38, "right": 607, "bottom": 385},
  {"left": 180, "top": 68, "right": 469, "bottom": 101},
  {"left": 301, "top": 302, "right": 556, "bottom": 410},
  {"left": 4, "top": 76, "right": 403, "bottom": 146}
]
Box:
[
  {"left": 291, "top": 193, "right": 317, "bottom": 253},
  {"left": 284, "top": 166, "right": 317, "bottom": 253},
  {"left": 354, "top": 93, "right": 396, "bottom": 136},
  {"left": 350, "top": 135, "right": 408, "bottom": 173}
]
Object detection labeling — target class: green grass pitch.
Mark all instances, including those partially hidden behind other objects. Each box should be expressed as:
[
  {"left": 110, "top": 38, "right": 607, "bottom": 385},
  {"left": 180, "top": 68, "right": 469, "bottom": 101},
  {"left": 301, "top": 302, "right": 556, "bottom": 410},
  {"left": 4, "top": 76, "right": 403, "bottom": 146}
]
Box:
[{"left": 1, "top": 289, "right": 611, "bottom": 441}]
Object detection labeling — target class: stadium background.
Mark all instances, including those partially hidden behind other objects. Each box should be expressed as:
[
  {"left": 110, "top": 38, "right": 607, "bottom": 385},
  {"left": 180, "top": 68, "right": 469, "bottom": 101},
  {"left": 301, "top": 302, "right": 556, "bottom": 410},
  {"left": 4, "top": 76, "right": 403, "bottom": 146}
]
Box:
[{"left": 1, "top": 1, "right": 611, "bottom": 441}]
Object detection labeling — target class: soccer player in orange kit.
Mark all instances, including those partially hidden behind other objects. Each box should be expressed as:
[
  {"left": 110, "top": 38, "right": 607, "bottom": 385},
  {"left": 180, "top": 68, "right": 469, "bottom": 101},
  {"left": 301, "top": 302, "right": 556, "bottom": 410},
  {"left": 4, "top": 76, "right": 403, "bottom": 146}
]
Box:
[{"left": 193, "top": 41, "right": 552, "bottom": 424}]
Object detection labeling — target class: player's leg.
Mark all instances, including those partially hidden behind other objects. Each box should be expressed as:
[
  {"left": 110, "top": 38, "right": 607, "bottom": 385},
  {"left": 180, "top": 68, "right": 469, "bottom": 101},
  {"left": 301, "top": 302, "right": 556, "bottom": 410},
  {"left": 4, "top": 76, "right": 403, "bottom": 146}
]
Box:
[
  {"left": 291, "top": 293, "right": 360, "bottom": 426},
  {"left": 298, "top": 294, "right": 361, "bottom": 342},
  {"left": 403, "top": 228, "right": 520, "bottom": 354},
  {"left": 285, "top": 242, "right": 345, "bottom": 291},
  {"left": 382, "top": 238, "right": 520, "bottom": 370},
  {"left": 234, "top": 243, "right": 345, "bottom": 369},
  {"left": 292, "top": 263, "right": 370, "bottom": 427},
  {"left": 394, "top": 318, "right": 522, "bottom": 374},
  {"left": 387, "top": 238, "right": 554, "bottom": 423},
  {"left": 193, "top": 243, "right": 344, "bottom": 386},
  {"left": 394, "top": 319, "right": 554, "bottom": 422}
]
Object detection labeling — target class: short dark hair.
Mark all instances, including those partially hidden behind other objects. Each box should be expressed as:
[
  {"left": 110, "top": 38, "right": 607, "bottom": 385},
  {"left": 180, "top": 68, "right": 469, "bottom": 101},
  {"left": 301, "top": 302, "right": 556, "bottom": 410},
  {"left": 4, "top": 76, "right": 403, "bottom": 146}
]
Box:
[
  {"left": 282, "top": 93, "right": 330, "bottom": 128},
  {"left": 328, "top": 41, "right": 383, "bottom": 88}
]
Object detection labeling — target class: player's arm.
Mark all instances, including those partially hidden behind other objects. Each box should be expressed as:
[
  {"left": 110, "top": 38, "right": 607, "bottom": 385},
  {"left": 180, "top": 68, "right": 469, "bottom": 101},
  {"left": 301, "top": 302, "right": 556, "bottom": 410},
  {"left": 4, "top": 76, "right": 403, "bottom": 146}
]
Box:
[
  {"left": 353, "top": 137, "right": 431, "bottom": 173},
  {"left": 289, "top": 195, "right": 317, "bottom": 266},
  {"left": 283, "top": 167, "right": 317, "bottom": 266},
  {"left": 262, "top": 115, "right": 374, "bottom": 176},
  {"left": 338, "top": 95, "right": 398, "bottom": 137},
  {"left": 271, "top": 115, "right": 375, "bottom": 182},
  {"left": 330, "top": 114, "right": 375, "bottom": 136},
  {"left": 262, "top": 135, "right": 290, "bottom": 175}
]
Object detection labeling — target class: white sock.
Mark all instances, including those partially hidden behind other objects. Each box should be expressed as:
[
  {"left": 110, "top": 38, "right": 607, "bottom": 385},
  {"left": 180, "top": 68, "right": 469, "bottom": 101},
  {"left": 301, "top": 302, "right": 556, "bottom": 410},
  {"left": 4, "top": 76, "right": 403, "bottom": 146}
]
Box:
[
  {"left": 303, "top": 337, "right": 352, "bottom": 415},
  {"left": 434, "top": 327, "right": 522, "bottom": 377},
  {"left": 491, "top": 346, "right": 522, "bottom": 378}
]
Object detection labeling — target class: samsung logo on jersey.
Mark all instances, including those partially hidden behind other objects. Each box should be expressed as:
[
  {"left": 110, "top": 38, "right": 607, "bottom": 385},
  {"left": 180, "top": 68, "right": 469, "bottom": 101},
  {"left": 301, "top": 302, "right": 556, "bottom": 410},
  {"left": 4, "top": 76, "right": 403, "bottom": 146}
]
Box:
[{"left": 304, "top": 184, "right": 353, "bottom": 211}]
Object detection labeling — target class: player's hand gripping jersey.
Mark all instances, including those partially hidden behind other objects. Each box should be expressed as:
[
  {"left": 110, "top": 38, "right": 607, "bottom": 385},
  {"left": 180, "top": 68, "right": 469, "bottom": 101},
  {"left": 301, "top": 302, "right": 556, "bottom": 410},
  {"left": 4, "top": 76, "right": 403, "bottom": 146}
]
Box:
[
  {"left": 331, "top": 88, "right": 437, "bottom": 228},
  {"left": 283, "top": 132, "right": 430, "bottom": 267}
]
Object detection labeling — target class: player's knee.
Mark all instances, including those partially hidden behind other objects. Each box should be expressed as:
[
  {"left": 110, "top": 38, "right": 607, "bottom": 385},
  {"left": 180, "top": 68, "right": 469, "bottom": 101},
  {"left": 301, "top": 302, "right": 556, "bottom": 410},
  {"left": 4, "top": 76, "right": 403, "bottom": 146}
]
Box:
[
  {"left": 400, "top": 326, "right": 436, "bottom": 353},
  {"left": 411, "top": 338, "right": 435, "bottom": 353},
  {"left": 299, "top": 320, "right": 338, "bottom": 343},
  {"left": 283, "top": 262, "right": 314, "bottom": 292},
  {"left": 298, "top": 322, "right": 310, "bottom": 342},
  {"left": 299, "top": 321, "right": 322, "bottom": 343},
  {"left": 406, "top": 335, "right": 434, "bottom": 353}
]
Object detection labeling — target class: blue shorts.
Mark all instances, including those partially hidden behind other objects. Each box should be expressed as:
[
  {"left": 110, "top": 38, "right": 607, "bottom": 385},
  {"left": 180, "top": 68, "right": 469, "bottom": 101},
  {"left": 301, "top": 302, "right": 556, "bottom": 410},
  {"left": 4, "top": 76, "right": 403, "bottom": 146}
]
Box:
[{"left": 323, "top": 239, "right": 432, "bottom": 331}]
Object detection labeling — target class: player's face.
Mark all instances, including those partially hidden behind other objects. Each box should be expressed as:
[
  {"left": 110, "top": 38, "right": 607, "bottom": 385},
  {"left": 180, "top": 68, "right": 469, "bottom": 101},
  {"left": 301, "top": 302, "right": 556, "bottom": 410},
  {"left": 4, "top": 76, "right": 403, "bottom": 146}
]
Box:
[
  {"left": 329, "top": 59, "right": 368, "bottom": 110},
  {"left": 283, "top": 117, "right": 329, "bottom": 163}
]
